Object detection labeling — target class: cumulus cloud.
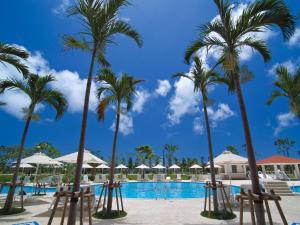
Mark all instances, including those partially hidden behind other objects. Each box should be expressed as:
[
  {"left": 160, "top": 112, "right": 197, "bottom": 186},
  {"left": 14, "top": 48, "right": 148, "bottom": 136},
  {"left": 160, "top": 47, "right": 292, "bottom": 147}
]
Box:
[
  {"left": 167, "top": 76, "right": 199, "bottom": 125},
  {"left": 132, "top": 89, "right": 151, "bottom": 113},
  {"left": 287, "top": 28, "right": 300, "bottom": 47},
  {"left": 111, "top": 80, "right": 171, "bottom": 135},
  {"left": 0, "top": 45, "right": 98, "bottom": 119},
  {"left": 193, "top": 117, "right": 204, "bottom": 135},
  {"left": 274, "top": 112, "right": 297, "bottom": 136},
  {"left": 207, "top": 103, "right": 235, "bottom": 128},
  {"left": 155, "top": 80, "right": 171, "bottom": 97},
  {"left": 110, "top": 113, "right": 133, "bottom": 136},
  {"left": 268, "top": 58, "right": 300, "bottom": 77},
  {"left": 52, "top": 0, "right": 71, "bottom": 15}
]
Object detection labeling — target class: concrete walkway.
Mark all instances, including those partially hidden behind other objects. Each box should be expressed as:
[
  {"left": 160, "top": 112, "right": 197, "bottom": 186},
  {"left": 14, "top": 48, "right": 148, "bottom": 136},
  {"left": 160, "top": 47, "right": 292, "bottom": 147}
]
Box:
[{"left": 1, "top": 196, "right": 299, "bottom": 225}]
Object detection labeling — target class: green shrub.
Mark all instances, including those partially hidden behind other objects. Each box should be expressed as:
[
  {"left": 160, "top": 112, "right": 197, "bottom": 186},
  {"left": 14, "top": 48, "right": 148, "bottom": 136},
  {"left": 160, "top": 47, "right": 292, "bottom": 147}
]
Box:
[
  {"left": 0, "top": 174, "right": 13, "bottom": 182},
  {"left": 127, "top": 174, "right": 137, "bottom": 180}
]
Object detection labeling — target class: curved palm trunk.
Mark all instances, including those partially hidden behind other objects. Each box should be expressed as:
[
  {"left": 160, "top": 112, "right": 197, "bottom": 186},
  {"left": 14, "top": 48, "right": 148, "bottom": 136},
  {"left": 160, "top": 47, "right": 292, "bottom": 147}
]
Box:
[
  {"left": 233, "top": 75, "right": 266, "bottom": 224},
  {"left": 67, "top": 46, "right": 97, "bottom": 225},
  {"left": 106, "top": 108, "right": 121, "bottom": 214},
  {"left": 3, "top": 111, "right": 32, "bottom": 211},
  {"left": 203, "top": 103, "right": 218, "bottom": 213}
]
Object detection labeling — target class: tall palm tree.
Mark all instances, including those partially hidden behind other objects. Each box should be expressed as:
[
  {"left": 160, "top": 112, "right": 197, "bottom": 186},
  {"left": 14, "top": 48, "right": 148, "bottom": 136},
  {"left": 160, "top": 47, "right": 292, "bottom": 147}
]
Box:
[
  {"left": 0, "top": 43, "right": 29, "bottom": 77},
  {"left": 64, "top": 1, "right": 142, "bottom": 222},
  {"left": 163, "top": 144, "right": 178, "bottom": 167},
  {"left": 95, "top": 68, "right": 142, "bottom": 215},
  {"left": 267, "top": 65, "right": 300, "bottom": 119},
  {"left": 0, "top": 74, "right": 67, "bottom": 212},
  {"left": 184, "top": 0, "right": 295, "bottom": 222},
  {"left": 174, "top": 56, "right": 220, "bottom": 213}
]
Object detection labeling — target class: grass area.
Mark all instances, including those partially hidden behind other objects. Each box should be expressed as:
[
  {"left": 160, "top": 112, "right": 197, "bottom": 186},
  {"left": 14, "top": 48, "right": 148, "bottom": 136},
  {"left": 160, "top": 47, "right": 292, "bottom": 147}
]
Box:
[
  {"left": 201, "top": 211, "right": 236, "bottom": 220},
  {"left": 0, "top": 207, "right": 25, "bottom": 215},
  {"left": 93, "top": 210, "right": 127, "bottom": 219}
]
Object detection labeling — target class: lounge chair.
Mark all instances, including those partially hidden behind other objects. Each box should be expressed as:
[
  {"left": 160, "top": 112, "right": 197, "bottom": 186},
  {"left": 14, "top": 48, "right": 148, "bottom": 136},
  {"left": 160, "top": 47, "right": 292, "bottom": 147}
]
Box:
[
  {"left": 191, "top": 174, "right": 197, "bottom": 182},
  {"left": 23, "top": 175, "right": 31, "bottom": 184},
  {"left": 121, "top": 174, "right": 127, "bottom": 182},
  {"left": 82, "top": 175, "right": 90, "bottom": 184},
  {"left": 137, "top": 174, "right": 142, "bottom": 181},
  {"left": 94, "top": 174, "right": 101, "bottom": 183},
  {"left": 144, "top": 174, "right": 149, "bottom": 181},
  {"left": 176, "top": 174, "right": 182, "bottom": 181},
  {"left": 100, "top": 174, "right": 107, "bottom": 183}
]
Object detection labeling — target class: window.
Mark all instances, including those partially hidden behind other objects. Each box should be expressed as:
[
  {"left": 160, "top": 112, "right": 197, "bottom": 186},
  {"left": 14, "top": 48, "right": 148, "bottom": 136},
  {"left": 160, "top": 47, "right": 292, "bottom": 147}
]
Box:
[{"left": 231, "top": 165, "right": 237, "bottom": 173}]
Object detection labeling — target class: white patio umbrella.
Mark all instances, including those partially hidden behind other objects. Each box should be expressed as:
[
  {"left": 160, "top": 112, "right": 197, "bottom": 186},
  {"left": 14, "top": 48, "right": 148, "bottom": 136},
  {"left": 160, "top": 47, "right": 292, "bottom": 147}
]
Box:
[
  {"left": 189, "top": 164, "right": 202, "bottom": 174},
  {"left": 12, "top": 163, "right": 35, "bottom": 168},
  {"left": 169, "top": 164, "right": 180, "bottom": 173},
  {"left": 96, "top": 164, "right": 110, "bottom": 173},
  {"left": 12, "top": 163, "right": 35, "bottom": 174},
  {"left": 153, "top": 164, "right": 166, "bottom": 174},
  {"left": 136, "top": 164, "right": 150, "bottom": 169},
  {"left": 116, "top": 164, "right": 128, "bottom": 174},
  {"left": 55, "top": 149, "right": 107, "bottom": 164},
  {"left": 136, "top": 164, "right": 150, "bottom": 178},
  {"left": 82, "top": 163, "right": 93, "bottom": 169},
  {"left": 21, "top": 152, "right": 62, "bottom": 182}
]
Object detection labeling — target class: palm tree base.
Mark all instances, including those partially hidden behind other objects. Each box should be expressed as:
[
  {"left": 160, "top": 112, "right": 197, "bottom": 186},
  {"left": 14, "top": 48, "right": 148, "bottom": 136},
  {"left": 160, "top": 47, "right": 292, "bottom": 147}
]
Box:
[
  {"left": 0, "top": 207, "right": 25, "bottom": 215},
  {"left": 93, "top": 210, "right": 127, "bottom": 219},
  {"left": 201, "top": 210, "right": 236, "bottom": 220}
]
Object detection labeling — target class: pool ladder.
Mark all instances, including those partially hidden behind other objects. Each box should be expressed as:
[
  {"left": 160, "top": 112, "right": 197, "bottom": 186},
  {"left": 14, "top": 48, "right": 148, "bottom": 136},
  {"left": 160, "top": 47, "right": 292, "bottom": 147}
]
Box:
[{"left": 154, "top": 182, "right": 168, "bottom": 200}]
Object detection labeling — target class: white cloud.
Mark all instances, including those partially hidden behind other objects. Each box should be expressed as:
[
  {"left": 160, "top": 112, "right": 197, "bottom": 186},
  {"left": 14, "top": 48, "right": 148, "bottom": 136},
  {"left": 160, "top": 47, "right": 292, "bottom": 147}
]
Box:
[
  {"left": 52, "top": 0, "right": 70, "bottom": 15},
  {"left": 167, "top": 76, "right": 199, "bottom": 125},
  {"left": 155, "top": 80, "right": 171, "bottom": 97},
  {"left": 193, "top": 117, "right": 204, "bottom": 135},
  {"left": 207, "top": 103, "right": 235, "bottom": 127},
  {"left": 110, "top": 80, "right": 171, "bottom": 135},
  {"left": 132, "top": 89, "right": 151, "bottom": 113},
  {"left": 110, "top": 113, "right": 133, "bottom": 136},
  {"left": 0, "top": 45, "right": 98, "bottom": 119},
  {"left": 274, "top": 112, "right": 297, "bottom": 136},
  {"left": 287, "top": 28, "right": 300, "bottom": 47},
  {"left": 268, "top": 58, "right": 300, "bottom": 77}
]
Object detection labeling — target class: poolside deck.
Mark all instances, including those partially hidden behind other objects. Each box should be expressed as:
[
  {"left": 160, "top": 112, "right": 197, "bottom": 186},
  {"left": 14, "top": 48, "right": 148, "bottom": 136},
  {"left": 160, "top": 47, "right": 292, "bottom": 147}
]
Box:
[{"left": 0, "top": 195, "right": 299, "bottom": 225}]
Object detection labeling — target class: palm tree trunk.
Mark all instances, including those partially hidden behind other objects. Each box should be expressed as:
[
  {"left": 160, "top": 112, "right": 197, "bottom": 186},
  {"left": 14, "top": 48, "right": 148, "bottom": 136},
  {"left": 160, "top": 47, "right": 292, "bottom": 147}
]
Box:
[
  {"left": 67, "top": 46, "right": 97, "bottom": 225},
  {"left": 3, "top": 110, "right": 32, "bottom": 211},
  {"left": 203, "top": 103, "right": 218, "bottom": 213},
  {"left": 106, "top": 107, "right": 121, "bottom": 214},
  {"left": 233, "top": 75, "right": 266, "bottom": 224}
]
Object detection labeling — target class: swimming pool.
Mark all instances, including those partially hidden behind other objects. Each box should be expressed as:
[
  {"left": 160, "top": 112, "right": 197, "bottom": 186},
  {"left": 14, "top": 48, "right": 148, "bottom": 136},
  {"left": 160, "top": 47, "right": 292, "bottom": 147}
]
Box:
[{"left": 1, "top": 182, "right": 241, "bottom": 199}]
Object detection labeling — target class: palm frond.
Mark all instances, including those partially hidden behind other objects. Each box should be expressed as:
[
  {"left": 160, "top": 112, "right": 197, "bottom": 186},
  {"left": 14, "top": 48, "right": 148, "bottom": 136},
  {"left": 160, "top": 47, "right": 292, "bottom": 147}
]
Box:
[{"left": 63, "top": 35, "right": 90, "bottom": 51}]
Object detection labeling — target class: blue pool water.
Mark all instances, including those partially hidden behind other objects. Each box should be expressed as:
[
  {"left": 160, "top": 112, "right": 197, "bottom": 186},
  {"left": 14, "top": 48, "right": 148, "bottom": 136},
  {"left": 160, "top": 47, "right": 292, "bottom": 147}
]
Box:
[
  {"left": 1, "top": 182, "right": 242, "bottom": 199},
  {"left": 2, "top": 183, "right": 299, "bottom": 198}
]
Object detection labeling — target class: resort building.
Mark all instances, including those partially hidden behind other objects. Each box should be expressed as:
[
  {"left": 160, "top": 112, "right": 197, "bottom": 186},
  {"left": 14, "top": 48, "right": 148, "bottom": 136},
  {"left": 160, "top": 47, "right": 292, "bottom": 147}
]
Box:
[
  {"left": 257, "top": 155, "right": 300, "bottom": 179},
  {"left": 213, "top": 151, "right": 248, "bottom": 179}
]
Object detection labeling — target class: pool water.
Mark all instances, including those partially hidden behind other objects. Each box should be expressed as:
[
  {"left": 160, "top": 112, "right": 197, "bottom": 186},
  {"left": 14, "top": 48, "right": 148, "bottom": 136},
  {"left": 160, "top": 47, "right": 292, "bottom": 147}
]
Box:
[{"left": 1, "top": 182, "right": 241, "bottom": 199}]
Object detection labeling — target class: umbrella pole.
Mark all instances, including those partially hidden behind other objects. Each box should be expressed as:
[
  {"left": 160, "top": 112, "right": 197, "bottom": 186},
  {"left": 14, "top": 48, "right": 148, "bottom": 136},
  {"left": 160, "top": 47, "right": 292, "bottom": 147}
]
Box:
[{"left": 34, "top": 163, "right": 40, "bottom": 184}]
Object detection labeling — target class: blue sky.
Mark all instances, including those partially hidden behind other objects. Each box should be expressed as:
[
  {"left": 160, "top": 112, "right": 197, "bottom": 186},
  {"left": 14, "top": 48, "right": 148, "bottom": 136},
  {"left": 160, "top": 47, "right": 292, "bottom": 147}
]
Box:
[{"left": 1, "top": 0, "right": 300, "bottom": 161}]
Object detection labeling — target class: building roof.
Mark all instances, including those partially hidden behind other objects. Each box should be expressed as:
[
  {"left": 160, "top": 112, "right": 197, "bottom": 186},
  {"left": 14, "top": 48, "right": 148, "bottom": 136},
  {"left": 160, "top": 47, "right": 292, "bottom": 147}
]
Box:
[
  {"left": 257, "top": 155, "right": 300, "bottom": 165},
  {"left": 213, "top": 151, "right": 248, "bottom": 165}
]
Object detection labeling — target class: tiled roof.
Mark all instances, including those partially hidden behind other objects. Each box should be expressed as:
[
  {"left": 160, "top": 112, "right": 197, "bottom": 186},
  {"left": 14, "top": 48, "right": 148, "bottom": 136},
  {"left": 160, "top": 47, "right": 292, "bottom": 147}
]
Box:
[{"left": 257, "top": 155, "right": 300, "bottom": 165}]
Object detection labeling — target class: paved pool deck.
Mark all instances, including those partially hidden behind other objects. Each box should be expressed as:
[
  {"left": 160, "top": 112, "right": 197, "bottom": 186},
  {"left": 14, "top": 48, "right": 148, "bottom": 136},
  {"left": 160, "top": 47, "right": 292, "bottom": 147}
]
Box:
[{"left": 0, "top": 195, "right": 300, "bottom": 225}]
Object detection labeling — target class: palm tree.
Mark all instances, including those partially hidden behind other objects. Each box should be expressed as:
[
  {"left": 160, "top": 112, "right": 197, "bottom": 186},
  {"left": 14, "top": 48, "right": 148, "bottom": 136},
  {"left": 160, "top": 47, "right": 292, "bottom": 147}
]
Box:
[
  {"left": 0, "top": 74, "right": 67, "bottom": 212},
  {"left": 184, "top": 0, "right": 295, "bottom": 222},
  {"left": 64, "top": 0, "right": 142, "bottom": 222},
  {"left": 0, "top": 43, "right": 29, "bottom": 77},
  {"left": 163, "top": 144, "right": 178, "bottom": 167},
  {"left": 267, "top": 65, "right": 300, "bottom": 119},
  {"left": 174, "top": 56, "right": 220, "bottom": 213},
  {"left": 95, "top": 68, "right": 142, "bottom": 215}
]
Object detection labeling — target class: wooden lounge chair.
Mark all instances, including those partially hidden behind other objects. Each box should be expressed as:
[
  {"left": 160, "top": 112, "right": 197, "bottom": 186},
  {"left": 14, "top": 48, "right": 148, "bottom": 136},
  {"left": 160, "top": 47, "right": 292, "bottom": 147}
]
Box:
[{"left": 176, "top": 174, "right": 182, "bottom": 181}]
